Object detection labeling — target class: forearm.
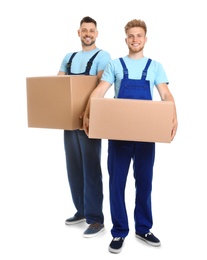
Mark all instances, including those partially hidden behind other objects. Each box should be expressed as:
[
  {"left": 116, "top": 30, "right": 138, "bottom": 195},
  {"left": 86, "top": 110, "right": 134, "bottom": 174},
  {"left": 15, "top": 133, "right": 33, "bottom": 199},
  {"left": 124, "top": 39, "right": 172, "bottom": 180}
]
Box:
[{"left": 83, "top": 81, "right": 111, "bottom": 135}]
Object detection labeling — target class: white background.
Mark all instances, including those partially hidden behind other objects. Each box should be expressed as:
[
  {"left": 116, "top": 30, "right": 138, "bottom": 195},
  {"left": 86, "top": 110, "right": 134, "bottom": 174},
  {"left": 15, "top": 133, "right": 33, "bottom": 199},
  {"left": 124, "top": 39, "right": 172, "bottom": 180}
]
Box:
[{"left": 0, "top": 0, "right": 206, "bottom": 259}]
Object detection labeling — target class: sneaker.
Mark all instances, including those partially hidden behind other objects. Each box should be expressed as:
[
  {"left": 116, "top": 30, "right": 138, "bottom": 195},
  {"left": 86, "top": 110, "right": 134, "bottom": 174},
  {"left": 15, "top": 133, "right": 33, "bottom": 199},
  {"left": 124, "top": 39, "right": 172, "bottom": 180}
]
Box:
[
  {"left": 83, "top": 223, "right": 105, "bottom": 238},
  {"left": 136, "top": 232, "right": 161, "bottom": 247},
  {"left": 65, "top": 216, "right": 85, "bottom": 225},
  {"left": 108, "top": 237, "right": 125, "bottom": 254}
]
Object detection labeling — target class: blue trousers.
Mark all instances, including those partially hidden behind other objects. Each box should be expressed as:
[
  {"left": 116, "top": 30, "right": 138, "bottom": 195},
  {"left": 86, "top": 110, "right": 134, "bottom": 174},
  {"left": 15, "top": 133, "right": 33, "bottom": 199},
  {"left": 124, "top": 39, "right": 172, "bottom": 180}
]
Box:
[
  {"left": 64, "top": 129, "right": 104, "bottom": 224},
  {"left": 108, "top": 140, "right": 155, "bottom": 237}
]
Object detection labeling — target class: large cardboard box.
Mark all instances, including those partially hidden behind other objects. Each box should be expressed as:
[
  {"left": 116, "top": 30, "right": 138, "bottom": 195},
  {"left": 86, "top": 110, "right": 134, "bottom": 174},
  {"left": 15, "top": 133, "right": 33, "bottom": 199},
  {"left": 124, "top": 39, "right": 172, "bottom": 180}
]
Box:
[
  {"left": 89, "top": 98, "right": 174, "bottom": 143},
  {"left": 26, "top": 75, "right": 98, "bottom": 130}
]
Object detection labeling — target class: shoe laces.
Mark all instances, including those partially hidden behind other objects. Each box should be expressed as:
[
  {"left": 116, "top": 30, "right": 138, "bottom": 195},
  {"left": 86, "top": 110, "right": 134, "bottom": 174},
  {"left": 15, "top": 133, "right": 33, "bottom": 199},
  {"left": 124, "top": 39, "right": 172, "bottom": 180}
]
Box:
[
  {"left": 88, "top": 223, "right": 102, "bottom": 229},
  {"left": 145, "top": 232, "right": 152, "bottom": 237},
  {"left": 113, "top": 237, "right": 123, "bottom": 241}
]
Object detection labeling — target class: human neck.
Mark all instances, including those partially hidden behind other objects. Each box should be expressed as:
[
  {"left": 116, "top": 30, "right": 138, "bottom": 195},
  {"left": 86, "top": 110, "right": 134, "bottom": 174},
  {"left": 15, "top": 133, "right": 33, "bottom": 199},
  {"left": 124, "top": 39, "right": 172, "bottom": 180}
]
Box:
[
  {"left": 128, "top": 51, "right": 144, "bottom": 60},
  {"left": 82, "top": 44, "right": 97, "bottom": 52}
]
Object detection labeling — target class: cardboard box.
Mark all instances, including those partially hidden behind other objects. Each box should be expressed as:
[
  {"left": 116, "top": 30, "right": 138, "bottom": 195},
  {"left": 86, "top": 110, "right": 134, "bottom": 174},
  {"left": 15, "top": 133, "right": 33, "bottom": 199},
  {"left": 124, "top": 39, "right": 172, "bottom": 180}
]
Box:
[
  {"left": 89, "top": 98, "right": 173, "bottom": 143},
  {"left": 26, "top": 75, "right": 98, "bottom": 130}
]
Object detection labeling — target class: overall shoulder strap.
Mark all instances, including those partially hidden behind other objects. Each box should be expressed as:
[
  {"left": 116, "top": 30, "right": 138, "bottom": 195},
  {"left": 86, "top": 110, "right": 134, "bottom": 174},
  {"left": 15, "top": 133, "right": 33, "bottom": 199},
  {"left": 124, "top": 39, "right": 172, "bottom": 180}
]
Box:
[
  {"left": 66, "top": 52, "right": 78, "bottom": 74},
  {"left": 85, "top": 50, "right": 102, "bottom": 75},
  {"left": 119, "top": 57, "right": 128, "bottom": 78},
  {"left": 141, "top": 58, "right": 152, "bottom": 80}
]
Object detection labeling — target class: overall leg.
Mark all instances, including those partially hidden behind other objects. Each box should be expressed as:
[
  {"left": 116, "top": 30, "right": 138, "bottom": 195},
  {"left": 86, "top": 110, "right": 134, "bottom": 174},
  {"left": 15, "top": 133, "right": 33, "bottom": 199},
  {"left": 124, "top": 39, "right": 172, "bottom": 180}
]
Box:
[
  {"left": 78, "top": 130, "right": 104, "bottom": 224},
  {"left": 108, "top": 140, "right": 133, "bottom": 238},
  {"left": 133, "top": 142, "right": 155, "bottom": 234},
  {"left": 64, "top": 130, "right": 84, "bottom": 217}
]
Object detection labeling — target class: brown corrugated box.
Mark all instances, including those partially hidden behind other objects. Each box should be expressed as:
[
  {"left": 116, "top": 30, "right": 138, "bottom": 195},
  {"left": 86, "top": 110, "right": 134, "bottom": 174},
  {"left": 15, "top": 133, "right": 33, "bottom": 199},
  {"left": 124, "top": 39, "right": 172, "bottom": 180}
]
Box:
[
  {"left": 26, "top": 75, "right": 98, "bottom": 130},
  {"left": 89, "top": 98, "right": 173, "bottom": 143}
]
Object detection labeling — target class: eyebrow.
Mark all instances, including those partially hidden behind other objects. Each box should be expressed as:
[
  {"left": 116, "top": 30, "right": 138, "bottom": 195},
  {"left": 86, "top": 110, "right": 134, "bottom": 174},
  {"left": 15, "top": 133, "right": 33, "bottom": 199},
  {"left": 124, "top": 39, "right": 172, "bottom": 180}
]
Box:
[
  {"left": 81, "top": 27, "right": 96, "bottom": 31},
  {"left": 128, "top": 33, "right": 144, "bottom": 37}
]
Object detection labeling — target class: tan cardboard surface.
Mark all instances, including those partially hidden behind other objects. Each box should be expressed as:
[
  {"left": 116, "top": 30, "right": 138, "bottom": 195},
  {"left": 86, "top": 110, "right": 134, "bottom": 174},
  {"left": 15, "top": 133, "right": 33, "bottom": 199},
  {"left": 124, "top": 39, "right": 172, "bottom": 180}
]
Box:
[
  {"left": 89, "top": 98, "right": 173, "bottom": 143},
  {"left": 26, "top": 75, "right": 98, "bottom": 130}
]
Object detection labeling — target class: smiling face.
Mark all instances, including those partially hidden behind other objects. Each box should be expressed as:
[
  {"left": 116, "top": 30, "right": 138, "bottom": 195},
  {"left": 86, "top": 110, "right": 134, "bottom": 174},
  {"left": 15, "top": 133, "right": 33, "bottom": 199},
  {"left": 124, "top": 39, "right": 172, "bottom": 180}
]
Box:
[
  {"left": 125, "top": 27, "right": 147, "bottom": 54},
  {"left": 78, "top": 22, "right": 98, "bottom": 48}
]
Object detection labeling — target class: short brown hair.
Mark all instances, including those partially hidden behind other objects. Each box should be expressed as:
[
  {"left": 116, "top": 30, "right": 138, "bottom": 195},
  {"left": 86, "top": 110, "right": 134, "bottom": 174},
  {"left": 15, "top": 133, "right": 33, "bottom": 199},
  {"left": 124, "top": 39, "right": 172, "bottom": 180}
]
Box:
[
  {"left": 80, "top": 16, "right": 97, "bottom": 27},
  {"left": 124, "top": 19, "right": 147, "bottom": 35}
]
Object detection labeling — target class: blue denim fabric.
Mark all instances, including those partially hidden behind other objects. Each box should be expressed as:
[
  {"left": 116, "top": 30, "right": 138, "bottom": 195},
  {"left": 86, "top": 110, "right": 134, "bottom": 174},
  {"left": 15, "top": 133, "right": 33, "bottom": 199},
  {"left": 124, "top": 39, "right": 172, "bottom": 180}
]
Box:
[{"left": 64, "top": 129, "right": 104, "bottom": 224}]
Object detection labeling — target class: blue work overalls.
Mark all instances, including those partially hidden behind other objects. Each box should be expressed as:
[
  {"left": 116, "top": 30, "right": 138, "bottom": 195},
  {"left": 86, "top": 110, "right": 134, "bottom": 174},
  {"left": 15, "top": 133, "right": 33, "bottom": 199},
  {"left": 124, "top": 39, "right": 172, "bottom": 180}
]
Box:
[
  {"left": 108, "top": 58, "right": 155, "bottom": 237},
  {"left": 64, "top": 51, "right": 104, "bottom": 224}
]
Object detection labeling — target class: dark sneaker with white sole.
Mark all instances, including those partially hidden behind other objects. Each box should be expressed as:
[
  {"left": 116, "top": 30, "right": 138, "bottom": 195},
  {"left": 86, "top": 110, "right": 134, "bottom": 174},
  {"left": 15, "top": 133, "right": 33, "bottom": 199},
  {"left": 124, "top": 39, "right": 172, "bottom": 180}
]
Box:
[
  {"left": 108, "top": 237, "right": 125, "bottom": 254},
  {"left": 65, "top": 216, "right": 85, "bottom": 225},
  {"left": 136, "top": 232, "right": 161, "bottom": 247},
  {"left": 83, "top": 223, "right": 105, "bottom": 238}
]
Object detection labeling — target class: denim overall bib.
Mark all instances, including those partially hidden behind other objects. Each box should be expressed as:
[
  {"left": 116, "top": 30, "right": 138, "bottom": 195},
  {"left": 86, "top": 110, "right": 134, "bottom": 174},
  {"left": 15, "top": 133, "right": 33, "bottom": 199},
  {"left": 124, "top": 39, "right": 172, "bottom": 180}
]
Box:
[
  {"left": 64, "top": 50, "right": 104, "bottom": 223},
  {"left": 108, "top": 58, "right": 156, "bottom": 237}
]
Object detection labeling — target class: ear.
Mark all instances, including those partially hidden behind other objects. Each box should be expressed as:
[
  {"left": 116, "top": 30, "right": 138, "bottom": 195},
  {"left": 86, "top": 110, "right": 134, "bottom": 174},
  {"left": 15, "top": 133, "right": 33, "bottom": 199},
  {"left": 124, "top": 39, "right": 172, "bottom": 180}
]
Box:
[
  {"left": 125, "top": 38, "right": 127, "bottom": 44},
  {"left": 145, "top": 36, "right": 148, "bottom": 44},
  {"left": 78, "top": 29, "right": 80, "bottom": 37}
]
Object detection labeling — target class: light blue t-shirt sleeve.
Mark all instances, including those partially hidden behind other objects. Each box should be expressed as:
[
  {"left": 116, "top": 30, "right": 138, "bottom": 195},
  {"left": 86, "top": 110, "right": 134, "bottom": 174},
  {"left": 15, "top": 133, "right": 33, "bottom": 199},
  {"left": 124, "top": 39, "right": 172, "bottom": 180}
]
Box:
[
  {"left": 100, "top": 60, "right": 116, "bottom": 84},
  {"left": 59, "top": 53, "right": 71, "bottom": 73},
  {"left": 150, "top": 60, "right": 169, "bottom": 86},
  {"left": 95, "top": 51, "right": 111, "bottom": 72}
]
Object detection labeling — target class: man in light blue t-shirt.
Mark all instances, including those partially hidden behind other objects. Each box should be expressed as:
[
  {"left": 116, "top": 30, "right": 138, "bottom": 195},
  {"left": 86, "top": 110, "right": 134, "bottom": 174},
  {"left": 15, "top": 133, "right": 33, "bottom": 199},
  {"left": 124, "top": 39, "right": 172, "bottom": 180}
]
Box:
[
  {"left": 58, "top": 16, "right": 111, "bottom": 238},
  {"left": 83, "top": 19, "right": 178, "bottom": 253}
]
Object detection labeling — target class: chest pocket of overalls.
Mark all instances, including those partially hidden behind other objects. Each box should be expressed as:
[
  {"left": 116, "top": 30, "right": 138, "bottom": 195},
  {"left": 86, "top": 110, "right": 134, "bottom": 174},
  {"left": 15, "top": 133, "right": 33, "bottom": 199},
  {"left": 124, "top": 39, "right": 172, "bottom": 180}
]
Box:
[
  {"left": 118, "top": 58, "right": 152, "bottom": 100},
  {"left": 66, "top": 50, "right": 101, "bottom": 76}
]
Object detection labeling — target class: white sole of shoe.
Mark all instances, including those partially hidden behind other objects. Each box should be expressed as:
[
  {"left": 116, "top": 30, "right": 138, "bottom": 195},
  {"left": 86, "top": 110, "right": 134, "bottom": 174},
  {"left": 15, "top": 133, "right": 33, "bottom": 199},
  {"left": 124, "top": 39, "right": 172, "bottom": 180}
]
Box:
[
  {"left": 108, "top": 244, "right": 124, "bottom": 254},
  {"left": 135, "top": 234, "right": 161, "bottom": 247},
  {"left": 83, "top": 226, "right": 105, "bottom": 238}
]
